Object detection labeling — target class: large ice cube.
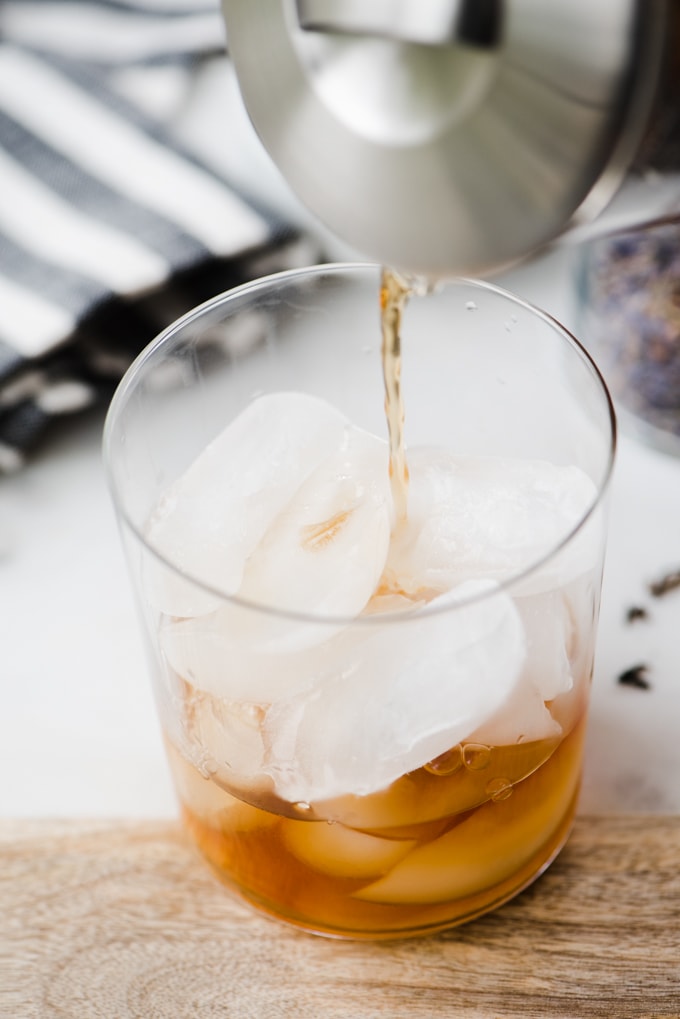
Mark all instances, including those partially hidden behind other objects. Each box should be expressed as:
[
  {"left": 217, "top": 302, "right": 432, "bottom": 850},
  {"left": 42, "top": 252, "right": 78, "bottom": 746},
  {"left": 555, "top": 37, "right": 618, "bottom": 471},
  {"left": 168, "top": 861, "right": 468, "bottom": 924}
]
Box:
[
  {"left": 384, "top": 448, "right": 599, "bottom": 599},
  {"left": 158, "top": 423, "right": 392, "bottom": 697},
  {"left": 354, "top": 727, "right": 582, "bottom": 905},
  {"left": 178, "top": 683, "right": 269, "bottom": 795},
  {"left": 238, "top": 427, "right": 391, "bottom": 623},
  {"left": 161, "top": 607, "right": 367, "bottom": 702},
  {"left": 282, "top": 818, "right": 415, "bottom": 879},
  {"left": 262, "top": 579, "right": 526, "bottom": 804},
  {"left": 144, "top": 392, "right": 353, "bottom": 616},
  {"left": 469, "top": 588, "right": 574, "bottom": 746}
]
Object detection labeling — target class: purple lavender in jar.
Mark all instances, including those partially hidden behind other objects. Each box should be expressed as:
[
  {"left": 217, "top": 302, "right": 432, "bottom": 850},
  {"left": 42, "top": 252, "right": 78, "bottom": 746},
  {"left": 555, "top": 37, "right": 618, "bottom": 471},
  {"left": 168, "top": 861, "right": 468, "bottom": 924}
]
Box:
[{"left": 578, "top": 219, "right": 680, "bottom": 450}]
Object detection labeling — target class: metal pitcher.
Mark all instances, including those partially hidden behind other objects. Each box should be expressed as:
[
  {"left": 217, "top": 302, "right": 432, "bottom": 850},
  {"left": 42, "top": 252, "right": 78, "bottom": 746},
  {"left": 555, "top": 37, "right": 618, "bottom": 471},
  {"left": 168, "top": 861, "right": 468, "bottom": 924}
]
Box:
[{"left": 222, "top": 0, "right": 680, "bottom": 277}]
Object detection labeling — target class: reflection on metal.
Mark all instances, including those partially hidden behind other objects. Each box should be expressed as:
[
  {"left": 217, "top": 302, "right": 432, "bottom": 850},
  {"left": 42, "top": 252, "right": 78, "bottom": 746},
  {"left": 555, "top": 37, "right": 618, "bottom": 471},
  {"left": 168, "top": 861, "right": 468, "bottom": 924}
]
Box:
[
  {"left": 295, "top": 0, "right": 503, "bottom": 49},
  {"left": 223, "top": 0, "right": 679, "bottom": 277}
]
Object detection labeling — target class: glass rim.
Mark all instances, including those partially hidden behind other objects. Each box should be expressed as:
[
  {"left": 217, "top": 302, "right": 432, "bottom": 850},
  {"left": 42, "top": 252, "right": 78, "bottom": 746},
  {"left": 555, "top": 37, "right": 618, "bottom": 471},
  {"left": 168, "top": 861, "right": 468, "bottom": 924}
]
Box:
[{"left": 103, "top": 261, "right": 617, "bottom": 626}]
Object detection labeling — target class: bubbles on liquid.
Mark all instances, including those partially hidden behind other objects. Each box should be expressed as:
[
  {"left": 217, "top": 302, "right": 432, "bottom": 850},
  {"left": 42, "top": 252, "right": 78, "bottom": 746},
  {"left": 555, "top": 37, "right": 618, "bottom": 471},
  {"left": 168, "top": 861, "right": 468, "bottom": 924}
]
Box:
[
  {"left": 486, "top": 777, "right": 513, "bottom": 801},
  {"left": 504, "top": 315, "right": 518, "bottom": 332},
  {"left": 462, "top": 743, "right": 491, "bottom": 770},
  {"left": 465, "top": 301, "right": 478, "bottom": 312},
  {"left": 424, "top": 744, "right": 464, "bottom": 776}
]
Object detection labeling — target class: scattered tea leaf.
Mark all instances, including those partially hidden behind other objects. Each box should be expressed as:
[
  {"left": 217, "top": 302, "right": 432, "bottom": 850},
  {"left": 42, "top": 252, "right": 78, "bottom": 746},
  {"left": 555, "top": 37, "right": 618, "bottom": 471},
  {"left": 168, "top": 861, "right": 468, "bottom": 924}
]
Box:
[
  {"left": 625, "top": 605, "right": 649, "bottom": 624},
  {"left": 617, "top": 664, "right": 652, "bottom": 690},
  {"left": 649, "top": 569, "right": 680, "bottom": 598}
]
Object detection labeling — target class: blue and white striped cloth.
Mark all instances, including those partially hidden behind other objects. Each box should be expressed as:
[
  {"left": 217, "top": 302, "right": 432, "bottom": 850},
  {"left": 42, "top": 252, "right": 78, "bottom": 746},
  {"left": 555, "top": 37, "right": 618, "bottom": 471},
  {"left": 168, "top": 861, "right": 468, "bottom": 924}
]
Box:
[{"left": 0, "top": 0, "right": 314, "bottom": 471}]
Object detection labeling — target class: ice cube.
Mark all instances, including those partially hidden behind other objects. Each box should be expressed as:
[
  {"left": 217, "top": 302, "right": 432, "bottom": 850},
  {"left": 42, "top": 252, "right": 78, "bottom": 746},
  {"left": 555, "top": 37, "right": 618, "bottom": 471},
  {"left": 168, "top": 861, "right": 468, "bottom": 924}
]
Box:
[
  {"left": 543, "top": 572, "right": 599, "bottom": 733},
  {"left": 238, "top": 426, "right": 391, "bottom": 622},
  {"left": 384, "top": 448, "right": 599, "bottom": 599},
  {"left": 165, "top": 738, "right": 276, "bottom": 831},
  {"left": 177, "top": 683, "right": 269, "bottom": 796},
  {"left": 144, "top": 392, "right": 352, "bottom": 616},
  {"left": 262, "top": 579, "right": 526, "bottom": 804},
  {"left": 469, "top": 666, "right": 562, "bottom": 746},
  {"left": 158, "top": 424, "right": 392, "bottom": 697},
  {"left": 161, "top": 608, "right": 365, "bottom": 702},
  {"left": 354, "top": 728, "right": 582, "bottom": 904},
  {"left": 282, "top": 818, "right": 415, "bottom": 879},
  {"left": 470, "top": 588, "right": 574, "bottom": 746}
]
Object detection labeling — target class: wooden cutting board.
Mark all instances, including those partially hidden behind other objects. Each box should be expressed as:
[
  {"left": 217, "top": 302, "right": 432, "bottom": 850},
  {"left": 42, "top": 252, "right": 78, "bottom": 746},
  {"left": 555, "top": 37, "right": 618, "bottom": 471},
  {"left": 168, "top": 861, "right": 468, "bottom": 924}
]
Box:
[{"left": 3, "top": 816, "right": 679, "bottom": 1018}]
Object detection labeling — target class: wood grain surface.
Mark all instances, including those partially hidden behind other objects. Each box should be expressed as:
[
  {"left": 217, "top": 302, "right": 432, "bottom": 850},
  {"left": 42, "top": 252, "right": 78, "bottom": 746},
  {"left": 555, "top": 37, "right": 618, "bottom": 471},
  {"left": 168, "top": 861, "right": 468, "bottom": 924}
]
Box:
[{"left": 2, "top": 816, "right": 679, "bottom": 1018}]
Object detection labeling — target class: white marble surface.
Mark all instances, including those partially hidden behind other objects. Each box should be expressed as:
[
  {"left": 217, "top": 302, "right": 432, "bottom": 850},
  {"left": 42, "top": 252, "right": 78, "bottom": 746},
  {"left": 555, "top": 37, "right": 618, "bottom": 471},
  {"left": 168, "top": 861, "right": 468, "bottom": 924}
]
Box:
[{"left": 2, "top": 61, "right": 679, "bottom": 820}]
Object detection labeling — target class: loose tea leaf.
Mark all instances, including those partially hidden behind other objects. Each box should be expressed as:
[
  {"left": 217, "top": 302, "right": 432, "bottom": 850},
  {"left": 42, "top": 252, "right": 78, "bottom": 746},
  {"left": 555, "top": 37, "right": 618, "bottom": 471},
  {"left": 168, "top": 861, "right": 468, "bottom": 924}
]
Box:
[
  {"left": 617, "top": 665, "right": 652, "bottom": 690},
  {"left": 649, "top": 569, "right": 680, "bottom": 598},
  {"left": 625, "top": 605, "right": 649, "bottom": 623}
]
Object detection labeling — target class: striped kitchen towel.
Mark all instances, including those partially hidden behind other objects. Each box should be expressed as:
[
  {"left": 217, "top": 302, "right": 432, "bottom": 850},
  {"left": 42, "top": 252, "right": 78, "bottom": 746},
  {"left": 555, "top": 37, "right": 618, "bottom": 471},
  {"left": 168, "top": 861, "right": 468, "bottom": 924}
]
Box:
[{"left": 0, "top": 0, "right": 316, "bottom": 472}]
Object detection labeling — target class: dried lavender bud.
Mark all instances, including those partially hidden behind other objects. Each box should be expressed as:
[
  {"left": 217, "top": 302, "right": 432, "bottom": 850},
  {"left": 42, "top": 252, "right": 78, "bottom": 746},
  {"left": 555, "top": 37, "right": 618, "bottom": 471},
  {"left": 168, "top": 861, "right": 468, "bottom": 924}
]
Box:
[
  {"left": 625, "top": 605, "right": 649, "bottom": 623},
  {"left": 649, "top": 568, "right": 680, "bottom": 598},
  {"left": 617, "top": 665, "right": 652, "bottom": 690}
]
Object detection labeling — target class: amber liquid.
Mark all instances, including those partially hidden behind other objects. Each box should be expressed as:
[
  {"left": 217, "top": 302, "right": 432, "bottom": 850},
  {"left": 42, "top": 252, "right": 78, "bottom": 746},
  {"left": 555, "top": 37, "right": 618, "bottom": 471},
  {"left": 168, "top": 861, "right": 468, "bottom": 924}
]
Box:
[
  {"left": 166, "top": 268, "right": 591, "bottom": 937},
  {"left": 380, "top": 267, "right": 413, "bottom": 523},
  {"left": 168, "top": 706, "right": 586, "bottom": 938}
]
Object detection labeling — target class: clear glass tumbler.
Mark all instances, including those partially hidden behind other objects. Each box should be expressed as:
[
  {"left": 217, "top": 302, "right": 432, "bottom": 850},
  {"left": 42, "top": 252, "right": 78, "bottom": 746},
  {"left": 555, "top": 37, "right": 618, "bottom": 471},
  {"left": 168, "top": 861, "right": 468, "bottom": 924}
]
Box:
[{"left": 104, "top": 264, "right": 615, "bottom": 939}]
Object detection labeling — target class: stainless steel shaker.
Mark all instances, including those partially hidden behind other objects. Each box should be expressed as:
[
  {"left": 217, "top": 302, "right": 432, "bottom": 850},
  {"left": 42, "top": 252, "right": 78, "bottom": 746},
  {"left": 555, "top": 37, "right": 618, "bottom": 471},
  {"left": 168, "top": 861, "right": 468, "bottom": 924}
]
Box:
[{"left": 222, "top": 0, "right": 680, "bottom": 278}]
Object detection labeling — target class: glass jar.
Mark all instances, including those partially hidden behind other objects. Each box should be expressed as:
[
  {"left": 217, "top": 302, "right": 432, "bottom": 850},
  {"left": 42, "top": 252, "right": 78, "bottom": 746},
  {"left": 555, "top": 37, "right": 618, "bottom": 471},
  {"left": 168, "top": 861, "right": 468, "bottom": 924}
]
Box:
[{"left": 576, "top": 217, "right": 680, "bottom": 457}]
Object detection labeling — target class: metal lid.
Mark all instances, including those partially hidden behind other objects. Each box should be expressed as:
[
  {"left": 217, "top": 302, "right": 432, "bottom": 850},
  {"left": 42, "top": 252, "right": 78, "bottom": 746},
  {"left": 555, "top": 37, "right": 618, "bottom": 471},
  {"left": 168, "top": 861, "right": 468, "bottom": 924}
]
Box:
[{"left": 223, "top": 0, "right": 667, "bottom": 277}]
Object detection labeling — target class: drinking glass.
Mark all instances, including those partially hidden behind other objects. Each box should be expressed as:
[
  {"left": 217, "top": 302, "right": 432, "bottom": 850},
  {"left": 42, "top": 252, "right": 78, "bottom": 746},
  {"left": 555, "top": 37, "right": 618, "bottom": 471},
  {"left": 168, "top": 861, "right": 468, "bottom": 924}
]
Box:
[{"left": 104, "top": 263, "right": 615, "bottom": 939}]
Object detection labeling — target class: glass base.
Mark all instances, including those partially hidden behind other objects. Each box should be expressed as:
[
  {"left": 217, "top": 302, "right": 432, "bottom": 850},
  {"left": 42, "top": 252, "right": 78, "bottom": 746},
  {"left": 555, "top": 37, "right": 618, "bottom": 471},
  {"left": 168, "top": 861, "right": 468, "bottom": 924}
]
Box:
[
  {"left": 191, "top": 788, "right": 579, "bottom": 941},
  {"left": 176, "top": 717, "right": 586, "bottom": 941}
]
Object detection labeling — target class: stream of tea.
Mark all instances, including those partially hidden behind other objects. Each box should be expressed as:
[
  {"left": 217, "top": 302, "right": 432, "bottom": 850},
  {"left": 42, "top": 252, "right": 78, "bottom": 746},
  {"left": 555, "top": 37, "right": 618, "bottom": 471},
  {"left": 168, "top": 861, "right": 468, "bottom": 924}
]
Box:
[{"left": 379, "top": 267, "right": 421, "bottom": 523}]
